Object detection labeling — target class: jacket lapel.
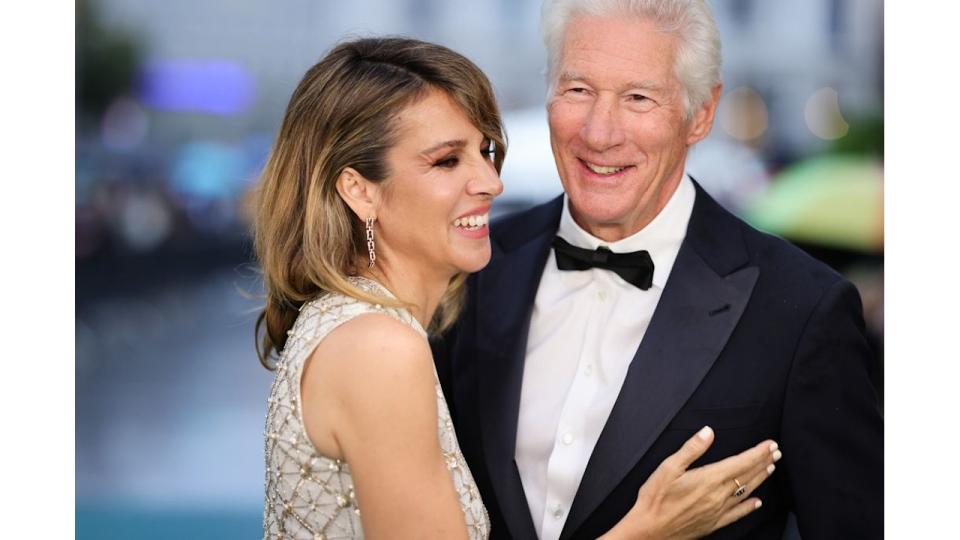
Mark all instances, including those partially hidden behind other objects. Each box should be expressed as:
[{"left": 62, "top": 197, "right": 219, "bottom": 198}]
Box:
[
  {"left": 477, "top": 197, "right": 563, "bottom": 540},
  {"left": 559, "top": 184, "right": 760, "bottom": 540}
]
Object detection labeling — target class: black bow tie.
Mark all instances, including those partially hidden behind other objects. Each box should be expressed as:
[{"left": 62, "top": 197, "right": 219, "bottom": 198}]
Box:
[{"left": 552, "top": 236, "right": 655, "bottom": 290}]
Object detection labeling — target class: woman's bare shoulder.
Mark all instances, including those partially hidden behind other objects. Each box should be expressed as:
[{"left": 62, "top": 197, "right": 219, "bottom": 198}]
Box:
[
  {"left": 315, "top": 311, "right": 432, "bottom": 377},
  {"left": 300, "top": 311, "right": 436, "bottom": 458}
]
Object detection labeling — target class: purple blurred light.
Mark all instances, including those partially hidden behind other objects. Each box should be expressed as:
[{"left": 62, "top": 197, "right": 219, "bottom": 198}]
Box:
[{"left": 138, "top": 60, "right": 256, "bottom": 116}]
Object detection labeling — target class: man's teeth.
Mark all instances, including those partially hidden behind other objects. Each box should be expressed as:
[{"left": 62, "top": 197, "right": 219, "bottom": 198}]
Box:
[
  {"left": 453, "top": 213, "right": 489, "bottom": 229},
  {"left": 585, "top": 162, "right": 626, "bottom": 175}
]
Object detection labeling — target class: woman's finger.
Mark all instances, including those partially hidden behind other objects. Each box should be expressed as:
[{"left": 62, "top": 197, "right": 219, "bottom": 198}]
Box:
[
  {"left": 706, "top": 439, "right": 779, "bottom": 482},
  {"left": 715, "top": 497, "right": 763, "bottom": 529},
  {"left": 722, "top": 456, "right": 777, "bottom": 510},
  {"left": 659, "top": 426, "right": 716, "bottom": 476}
]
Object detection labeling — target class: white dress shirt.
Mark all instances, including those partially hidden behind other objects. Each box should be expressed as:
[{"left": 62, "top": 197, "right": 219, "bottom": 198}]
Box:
[{"left": 515, "top": 175, "right": 695, "bottom": 540}]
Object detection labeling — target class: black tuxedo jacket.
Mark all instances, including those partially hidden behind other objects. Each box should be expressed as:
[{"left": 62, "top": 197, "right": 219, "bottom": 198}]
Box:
[{"left": 433, "top": 183, "right": 883, "bottom": 539}]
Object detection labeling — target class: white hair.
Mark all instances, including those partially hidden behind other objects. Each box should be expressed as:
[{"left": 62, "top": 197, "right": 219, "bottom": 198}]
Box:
[{"left": 541, "top": 0, "right": 722, "bottom": 118}]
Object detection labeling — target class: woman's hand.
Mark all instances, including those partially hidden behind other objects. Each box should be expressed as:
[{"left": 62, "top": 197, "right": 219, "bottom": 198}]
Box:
[{"left": 600, "top": 426, "right": 781, "bottom": 540}]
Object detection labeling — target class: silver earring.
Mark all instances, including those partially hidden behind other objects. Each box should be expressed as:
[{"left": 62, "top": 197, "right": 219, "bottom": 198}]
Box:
[{"left": 366, "top": 216, "right": 376, "bottom": 268}]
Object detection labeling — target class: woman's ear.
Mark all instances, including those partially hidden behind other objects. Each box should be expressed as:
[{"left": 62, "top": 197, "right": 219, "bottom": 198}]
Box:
[{"left": 335, "top": 167, "right": 380, "bottom": 220}]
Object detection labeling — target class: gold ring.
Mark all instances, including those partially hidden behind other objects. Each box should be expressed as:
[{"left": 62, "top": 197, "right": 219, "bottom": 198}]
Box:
[{"left": 733, "top": 478, "right": 746, "bottom": 497}]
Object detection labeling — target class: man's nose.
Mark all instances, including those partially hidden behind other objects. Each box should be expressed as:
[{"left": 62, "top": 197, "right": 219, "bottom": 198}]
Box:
[{"left": 580, "top": 96, "right": 626, "bottom": 150}]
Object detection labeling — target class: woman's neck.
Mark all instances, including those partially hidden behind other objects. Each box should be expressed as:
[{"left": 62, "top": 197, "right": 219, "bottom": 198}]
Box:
[{"left": 362, "top": 258, "right": 450, "bottom": 330}]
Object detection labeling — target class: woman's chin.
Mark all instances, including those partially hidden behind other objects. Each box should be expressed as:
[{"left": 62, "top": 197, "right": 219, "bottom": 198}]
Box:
[{"left": 452, "top": 247, "right": 492, "bottom": 275}]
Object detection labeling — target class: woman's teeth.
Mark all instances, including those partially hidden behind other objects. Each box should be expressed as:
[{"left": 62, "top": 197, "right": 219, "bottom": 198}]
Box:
[{"left": 453, "top": 213, "right": 489, "bottom": 230}]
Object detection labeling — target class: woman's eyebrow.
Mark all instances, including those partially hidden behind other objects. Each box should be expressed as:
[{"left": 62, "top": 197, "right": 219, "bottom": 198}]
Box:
[{"left": 420, "top": 139, "right": 467, "bottom": 156}]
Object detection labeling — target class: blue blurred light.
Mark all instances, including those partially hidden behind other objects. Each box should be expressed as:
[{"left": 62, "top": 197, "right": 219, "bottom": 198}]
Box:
[
  {"left": 76, "top": 505, "right": 261, "bottom": 540},
  {"left": 240, "top": 132, "right": 273, "bottom": 183},
  {"left": 138, "top": 60, "right": 256, "bottom": 116},
  {"left": 171, "top": 141, "right": 246, "bottom": 201}
]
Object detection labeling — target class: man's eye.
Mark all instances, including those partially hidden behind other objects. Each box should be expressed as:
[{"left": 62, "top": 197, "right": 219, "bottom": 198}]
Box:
[{"left": 627, "top": 94, "right": 658, "bottom": 110}]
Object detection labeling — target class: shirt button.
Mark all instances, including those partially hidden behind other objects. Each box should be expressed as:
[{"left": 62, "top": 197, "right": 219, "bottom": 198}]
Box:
[
  {"left": 552, "top": 504, "right": 564, "bottom": 519},
  {"left": 584, "top": 364, "right": 593, "bottom": 376},
  {"left": 597, "top": 290, "right": 608, "bottom": 302},
  {"left": 562, "top": 432, "right": 574, "bottom": 445}
]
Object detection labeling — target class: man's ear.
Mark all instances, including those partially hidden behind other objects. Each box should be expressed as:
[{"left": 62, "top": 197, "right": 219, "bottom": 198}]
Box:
[
  {"left": 686, "top": 82, "right": 723, "bottom": 145},
  {"left": 335, "top": 167, "right": 380, "bottom": 220}
]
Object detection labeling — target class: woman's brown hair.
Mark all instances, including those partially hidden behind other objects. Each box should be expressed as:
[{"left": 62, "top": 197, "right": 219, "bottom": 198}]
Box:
[{"left": 253, "top": 37, "right": 506, "bottom": 369}]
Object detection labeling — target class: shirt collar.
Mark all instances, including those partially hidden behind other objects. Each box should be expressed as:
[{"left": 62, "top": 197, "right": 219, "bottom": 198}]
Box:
[{"left": 557, "top": 173, "right": 695, "bottom": 289}]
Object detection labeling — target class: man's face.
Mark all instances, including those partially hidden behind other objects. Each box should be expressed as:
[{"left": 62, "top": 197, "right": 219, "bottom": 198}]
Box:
[{"left": 547, "top": 14, "right": 718, "bottom": 241}]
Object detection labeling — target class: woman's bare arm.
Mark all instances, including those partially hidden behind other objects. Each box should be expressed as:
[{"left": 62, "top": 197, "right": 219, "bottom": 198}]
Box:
[{"left": 301, "top": 313, "right": 470, "bottom": 540}]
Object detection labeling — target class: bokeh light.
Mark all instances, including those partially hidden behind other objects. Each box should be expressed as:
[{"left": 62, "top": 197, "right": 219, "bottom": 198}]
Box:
[
  {"left": 100, "top": 96, "right": 149, "bottom": 151},
  {"left": 718, "top": 86, "right": 769, "bottom": 142},
  {"left": 138, "top": 60, "right": 256, "bottom": 116},
  {"left": 804, "top": 87, "right": 850, "bottom": 140}
]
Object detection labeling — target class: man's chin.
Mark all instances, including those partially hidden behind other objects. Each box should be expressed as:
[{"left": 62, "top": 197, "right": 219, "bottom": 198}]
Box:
[{"left": 569, "top": 202, "right": 638, "bottom": 235}]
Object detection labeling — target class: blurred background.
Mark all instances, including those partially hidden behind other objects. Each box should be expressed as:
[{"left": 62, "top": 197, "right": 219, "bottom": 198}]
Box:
[{"left": 75, "top": 0, "right": 883, "bottom": 538}]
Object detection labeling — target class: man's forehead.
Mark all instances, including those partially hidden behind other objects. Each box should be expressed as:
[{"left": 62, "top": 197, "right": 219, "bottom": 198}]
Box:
[{"left": 560, "top": 13, "right": 678, "bottom": 54}]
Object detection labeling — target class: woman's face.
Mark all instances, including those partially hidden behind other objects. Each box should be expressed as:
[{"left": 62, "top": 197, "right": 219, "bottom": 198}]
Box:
[{"left": 374, "top": 88, "right": 503, "bottom": 278}]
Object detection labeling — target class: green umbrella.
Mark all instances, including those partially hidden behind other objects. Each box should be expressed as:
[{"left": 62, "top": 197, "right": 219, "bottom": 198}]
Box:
[{"left": 742, "top": 155, "right": 883, "bottom": 252}]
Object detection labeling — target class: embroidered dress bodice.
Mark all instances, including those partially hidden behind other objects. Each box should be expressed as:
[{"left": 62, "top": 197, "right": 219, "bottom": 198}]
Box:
[{"left": 263, "top": 277, "right": 490, "bottom": 539}]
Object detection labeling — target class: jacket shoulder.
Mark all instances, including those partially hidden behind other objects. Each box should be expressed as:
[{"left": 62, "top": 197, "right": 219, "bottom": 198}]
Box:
[
  {"left": 691, "top": 183, "right": 850, "bottom": 302},
  {"left": 740, "top": 218, "right": 848, "bottom": 290}
]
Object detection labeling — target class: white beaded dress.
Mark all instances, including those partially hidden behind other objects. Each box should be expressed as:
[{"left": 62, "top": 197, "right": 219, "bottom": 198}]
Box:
[{"left": 263, "top": 277, "right": 490, "bottom": 539}]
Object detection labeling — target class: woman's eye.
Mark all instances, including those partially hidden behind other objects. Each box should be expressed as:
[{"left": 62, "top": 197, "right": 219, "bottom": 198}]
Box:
[
  {"left": 435, "top": 155, "right": 459, "bottom": 169},
  {"left": 480, "top": 139, "right": 496, "bottom": 160}
]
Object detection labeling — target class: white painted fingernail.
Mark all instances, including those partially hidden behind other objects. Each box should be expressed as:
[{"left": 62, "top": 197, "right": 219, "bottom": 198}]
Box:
[
  {"left": 769, "top": 442, "right": 779, "bottom": 453},
  {"left": 772, "top": 450, "right": 782, "bottom": 462},
  {"left": 767, "top": 464, "right": 776, "bottom": 475},
  {"left": 698, "top": 426, "right": 713, "bottom": 440},
  {"left": 755, "top": 499, "right": 762, "bottom": 509}
]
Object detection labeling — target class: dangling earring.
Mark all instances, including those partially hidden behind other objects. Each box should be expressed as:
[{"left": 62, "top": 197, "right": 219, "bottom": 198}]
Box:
[{"left": 366, "top": 216, "right": 377, "bottom": 268}]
